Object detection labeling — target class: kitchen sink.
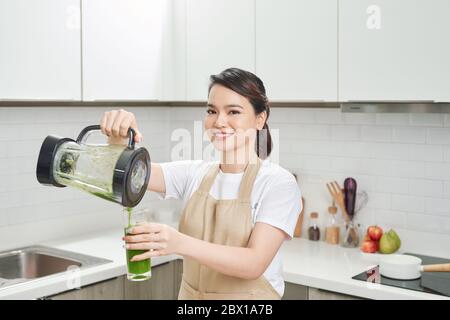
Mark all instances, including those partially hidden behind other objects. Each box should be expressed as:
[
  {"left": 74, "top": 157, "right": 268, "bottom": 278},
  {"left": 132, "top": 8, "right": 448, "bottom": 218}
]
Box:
[{"left": 0, "top": 245, "right": 112, "bottom": 289}]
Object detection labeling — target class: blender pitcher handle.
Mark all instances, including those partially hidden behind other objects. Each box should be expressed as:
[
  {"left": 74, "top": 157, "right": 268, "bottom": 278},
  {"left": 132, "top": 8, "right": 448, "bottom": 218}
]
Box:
[{"left": 76, "top": 125, "right": 136, "bottom": 149}]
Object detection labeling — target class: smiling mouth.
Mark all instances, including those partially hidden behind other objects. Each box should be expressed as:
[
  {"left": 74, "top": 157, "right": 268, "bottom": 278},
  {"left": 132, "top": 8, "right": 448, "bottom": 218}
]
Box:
[{"left": 213, "top": 132, "right": 234, "bottom": 140}]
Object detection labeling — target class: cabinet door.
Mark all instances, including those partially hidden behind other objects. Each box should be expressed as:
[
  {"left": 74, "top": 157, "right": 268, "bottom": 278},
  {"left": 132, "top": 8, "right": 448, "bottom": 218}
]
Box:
[
  {"left": 124, "top": 261, "right": 176, "bottom": 300},
  {"left": 256, "top": 0, "right": 338, "bottom": 101},
  {"left": 186, "top": 0, "right": 255, "bottom": 100},
  {"left": 282, "top": 282, "right": 308, "bottom": 300},
  {"left": 339, "top": 0, "right": 450, "bottom": 102},
  {"left": 82, "top": 0, "right": 164, "bottom": 100},
  {"left": 308, "top": 287, "right": 362, "bottom": 300},
  {"left": 50, "top": 277, "right": 124, "bottom": 300},
  {"left": 0, "top": 0, "right": 81, "bottom": 100}
]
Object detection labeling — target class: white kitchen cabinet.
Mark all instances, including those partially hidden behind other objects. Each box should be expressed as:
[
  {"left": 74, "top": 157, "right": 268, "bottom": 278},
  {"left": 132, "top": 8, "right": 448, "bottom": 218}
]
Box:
[
  {"left": 339, "top": 0, "right": 450, "bottom": 102},
  {"left": 186, "top": 0, "right": 255, "bottom": 101},
  {"left": 0, "top": 0, "right": 81, "bottom": 100},
  {"left": 82, "top": 0, "right": 164, "bottom": 101},
  {"left": 256, "top": 0, "right": 338, "bottom": 102}
]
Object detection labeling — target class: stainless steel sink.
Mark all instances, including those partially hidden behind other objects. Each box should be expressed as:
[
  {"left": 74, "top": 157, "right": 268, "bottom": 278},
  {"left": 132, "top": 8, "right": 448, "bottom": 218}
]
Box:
[{"left": 0, "top": 245, "right": 112, "bottom": 289}]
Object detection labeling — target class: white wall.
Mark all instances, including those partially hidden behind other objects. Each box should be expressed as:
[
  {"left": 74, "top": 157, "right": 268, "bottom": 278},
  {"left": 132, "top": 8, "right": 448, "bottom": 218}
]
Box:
[
  {"left": 0, "top": 106, "right": 179, "bottom": 251},
  {"left": 1, "top": 106, "right": 450, "bottom": 257}
]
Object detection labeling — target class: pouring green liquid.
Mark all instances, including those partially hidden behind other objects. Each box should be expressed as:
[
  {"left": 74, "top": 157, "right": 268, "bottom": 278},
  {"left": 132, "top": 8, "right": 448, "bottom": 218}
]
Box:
[{"left": 125, "top": 207, "right": 151, "bottom": 281}]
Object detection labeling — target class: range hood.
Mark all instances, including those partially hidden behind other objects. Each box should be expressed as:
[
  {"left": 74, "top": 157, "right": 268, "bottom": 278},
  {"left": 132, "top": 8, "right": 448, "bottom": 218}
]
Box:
[{"left": 341, "top": 102, "right": 450, "bottom": 113}]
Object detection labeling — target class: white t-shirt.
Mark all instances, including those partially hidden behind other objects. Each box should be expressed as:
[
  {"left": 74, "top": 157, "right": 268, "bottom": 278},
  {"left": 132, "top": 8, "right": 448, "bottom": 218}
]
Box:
[{"left": 157, "top": 158, "right": 302, "bottom": 297}]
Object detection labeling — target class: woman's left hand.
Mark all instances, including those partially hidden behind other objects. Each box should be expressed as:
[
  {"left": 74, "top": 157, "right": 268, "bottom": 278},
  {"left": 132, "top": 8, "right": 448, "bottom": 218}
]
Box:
[{"left": 123, "top": 223, "right": 182, "bottom": 261}]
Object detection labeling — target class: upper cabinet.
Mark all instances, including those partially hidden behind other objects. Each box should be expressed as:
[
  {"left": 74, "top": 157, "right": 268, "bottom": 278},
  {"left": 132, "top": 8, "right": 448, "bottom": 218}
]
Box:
[
  {"left": 0, "top": 0, "right": 81, "bottom": 100},
  {"left": 256, "top": 0, "right": 338, "bottom": 102},
  {"left": 82, "top": 0, "right": 164, "bottom": 101},
  {"left": 339, "top": 0, "right": 450, "bottom": 102},
  {"left": 185, "top": 0, "right": 255, "bottom": 101}
]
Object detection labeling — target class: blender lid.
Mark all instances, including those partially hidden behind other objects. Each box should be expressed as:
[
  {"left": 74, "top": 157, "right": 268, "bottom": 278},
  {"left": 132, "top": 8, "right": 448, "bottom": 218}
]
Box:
[
  {"left": 36, "top": 135, "right": 75, "bottom": 187},
  {"left": 113, "top": 147, "right": 151, "bottom": 207}
]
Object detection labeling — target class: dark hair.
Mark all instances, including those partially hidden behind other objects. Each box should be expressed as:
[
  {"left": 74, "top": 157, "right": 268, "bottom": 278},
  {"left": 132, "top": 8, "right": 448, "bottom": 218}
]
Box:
[{"left": 208, "top": 68, "right": 273, "bottom": 159}]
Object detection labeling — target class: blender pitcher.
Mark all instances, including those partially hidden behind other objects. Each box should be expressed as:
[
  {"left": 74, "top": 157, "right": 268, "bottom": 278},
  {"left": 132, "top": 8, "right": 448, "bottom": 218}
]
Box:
[{"left": 36, "top": 125, "right": 151, "bottom": 207}]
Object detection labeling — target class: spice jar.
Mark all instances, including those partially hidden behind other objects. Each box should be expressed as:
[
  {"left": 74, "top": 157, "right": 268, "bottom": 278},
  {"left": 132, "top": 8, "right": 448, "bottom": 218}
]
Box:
[
  {"left": 308, "top": 212, "right": 320, "bottom": 241},
  {"left": 325, "top": 205, "right": 340, "bottom": 245}
]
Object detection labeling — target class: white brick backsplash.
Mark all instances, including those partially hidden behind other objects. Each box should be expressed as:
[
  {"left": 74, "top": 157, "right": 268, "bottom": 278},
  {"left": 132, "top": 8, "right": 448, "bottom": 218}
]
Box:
[
  {"left": 375, "top": 177, "right": 409, "bottom": 194},
  {"left": 370, "top": 143, "right": 410, "bottom": 160},
  {"left": 427, "top": 128, "right": 450, "bottom": 145},
  {"left": 2, "top": 106, "right": 450, "bottom": 244},
  {"left": 366, "top": 192, "right": 391, "bottom": 210},
  {"left": 425, "top": 163, "right": 450, "bottom": 180},
  {"left": 278, "top": 123, "right": 330, "bottom": 140},
  {"left": 302, "top": 156, "right": 332, "bottom": 171},
  {"left": 330, "top": 157, "right": 362, "bottom": 174},
  {"left": 343, "top": 113, "right": 376, "bottom": 125},
  {"left": 444, "top": 148, "right": 450, "bottom": 162},
  {"left": 441, "top": 217, "right": 450, "bottom": 234},
  {"left": 0, "top": 156, "right": 35, "bottom": 175},
  {"left": 409, "top": 179, "right": 443, "bottom": 197},
  {"left": 425, "top": 198, "right": 450, "bottom": 216},
  {"left": 391, "top": 195, "right": 425, "bottom": 213},
  {"left": 279, "top": 153, "right": 303, "bottom": 171},
  {"left": 409, "top": 114, "right": 444, "bottom": 127},
  {"left": 337, "top": 142, "right": 374, "bottom": 158},
  {"left": 392, "top": 127, "right": 427, "bottom": 144},
  {"left": 406, "top": 214, "right": 442, "bottom": 233},
  {"left": 408, "top": 144, "right": 443, "bottom": 162},
  {"left": 444, "top": 182, "right": 450, "bottom": 198},
  {"left": 361, "top": 126, "right": 392, "bottom": 142},
  {"left": 376, "top": 114, "right": 409, "bottom": 126},
  {"left": 445, "top": 115, "right": 450, "bottom": 127},
  {"left": 374, "top": 210, "right": 406, "bottom": 229},
  {"left": 269, "top": 108, "right": 315, "bottom": 123},
  {"left": 360, "top": 158, "right": 391, "bottom": 176},
  {"left": 314, "top": 109, "right": 343, "bottom": 124},
  {"left": 330, "top": 125, "right": 361, "bottom": 141},
  {"left": 390, "top": 161, "right": 425, "bottom": 179}
]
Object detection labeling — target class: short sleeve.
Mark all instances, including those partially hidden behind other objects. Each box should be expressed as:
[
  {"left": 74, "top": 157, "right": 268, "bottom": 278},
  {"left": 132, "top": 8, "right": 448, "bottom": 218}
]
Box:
[
  {"left": 255, "top": 174, "right": 302, "bottom": 239},
  {"left": 157, "top": 160, "right": 202, "bottom": 200}
]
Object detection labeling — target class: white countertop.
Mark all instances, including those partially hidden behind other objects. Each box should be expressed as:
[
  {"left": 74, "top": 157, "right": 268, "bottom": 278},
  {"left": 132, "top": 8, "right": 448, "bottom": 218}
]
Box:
[
  {"left": 0, "top": 228, "right": 179, "bottom": 300},
  {"left": 0, "top": 229, "right": 448, "bottom": 300},
  {"left": 281, "top": 238, "right": 449, "bottom": 300}
]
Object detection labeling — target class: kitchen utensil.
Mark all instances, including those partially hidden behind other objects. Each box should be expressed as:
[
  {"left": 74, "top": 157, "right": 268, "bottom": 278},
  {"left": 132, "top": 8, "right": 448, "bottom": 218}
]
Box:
[
  {"left": 326, "top": 181, "right": 350, "bottom": 223},
  {"left": 36, "top": 125, "right": 151, "bottom": 207},
  {"left": 294, "top": 197, "right": 305, "bottom": 238},
  {"left": 355, "top": 190, "right": 368, "bottom": 214},
  {"left": 344, "top": 177, "right": 357, "bottom": 220},
  {"left": 380, "top": 254, "right": 450, "bottom": 280}
]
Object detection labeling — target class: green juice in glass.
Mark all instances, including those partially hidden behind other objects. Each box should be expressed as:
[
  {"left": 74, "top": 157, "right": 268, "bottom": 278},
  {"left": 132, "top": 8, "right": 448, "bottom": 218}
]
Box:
[{"left": 125, "top": 207, "right": 151, "bottom": 281}]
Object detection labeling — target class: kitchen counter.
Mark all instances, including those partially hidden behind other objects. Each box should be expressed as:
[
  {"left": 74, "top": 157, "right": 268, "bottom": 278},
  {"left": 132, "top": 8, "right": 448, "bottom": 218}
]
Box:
[
  {"left": 0, "top": 229, "right": 448, "bottom": 300},
  {"left": 281, "top": 238, "right": 449, "bottom": 300},
  {"left": 0, "top": 228, "right": 180, "bottom": 300}
]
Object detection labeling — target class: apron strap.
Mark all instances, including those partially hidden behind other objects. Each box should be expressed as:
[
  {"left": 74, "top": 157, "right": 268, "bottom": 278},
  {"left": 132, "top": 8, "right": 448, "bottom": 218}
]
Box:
[
  {"left": 197, "top": 157, "right": 262, "bottom": 199},
  {"left": 238, "top": 157, "right": 262, "bottom": 201},
  {"left": 197, "top": 164, "right": 220, "bottom": 194}
]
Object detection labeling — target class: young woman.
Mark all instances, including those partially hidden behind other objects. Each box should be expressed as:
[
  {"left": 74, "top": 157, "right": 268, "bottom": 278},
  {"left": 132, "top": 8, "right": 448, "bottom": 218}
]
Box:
[{"left": 101, "top": 68, "right": 302, "bottom": 299}]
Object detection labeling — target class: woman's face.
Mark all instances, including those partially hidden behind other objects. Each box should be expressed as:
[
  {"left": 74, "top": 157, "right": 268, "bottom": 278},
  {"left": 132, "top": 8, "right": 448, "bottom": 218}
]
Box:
[{"left": 205, "top": 84, "right": 266, "bottom": 156}]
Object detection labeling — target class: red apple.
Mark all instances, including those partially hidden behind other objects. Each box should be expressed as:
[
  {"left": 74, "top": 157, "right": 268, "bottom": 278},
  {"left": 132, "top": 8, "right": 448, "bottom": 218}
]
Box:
[
  {"left": 360, "top": 240, "right": 378, "bottom": 253},
  {"left": 367, "top": 225, "right": 383, "bottom": 241}
]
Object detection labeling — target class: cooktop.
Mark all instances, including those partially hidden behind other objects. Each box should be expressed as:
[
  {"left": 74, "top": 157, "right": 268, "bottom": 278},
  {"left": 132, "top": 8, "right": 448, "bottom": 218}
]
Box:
[{"left": 352, "top": 253, "right": 450, "bottom": 297}]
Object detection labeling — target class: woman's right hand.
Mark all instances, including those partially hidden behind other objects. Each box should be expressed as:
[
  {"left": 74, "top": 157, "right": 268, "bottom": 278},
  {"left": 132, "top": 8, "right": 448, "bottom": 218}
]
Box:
[{"left": 100, "top": 109, "right": 143, "bottom": 144}]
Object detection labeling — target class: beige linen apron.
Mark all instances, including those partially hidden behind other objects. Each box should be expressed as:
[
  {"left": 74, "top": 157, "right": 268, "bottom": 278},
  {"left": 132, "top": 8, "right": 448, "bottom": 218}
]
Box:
[{"left": 178, "top": 159, "right": 281, "bottom": 300}]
